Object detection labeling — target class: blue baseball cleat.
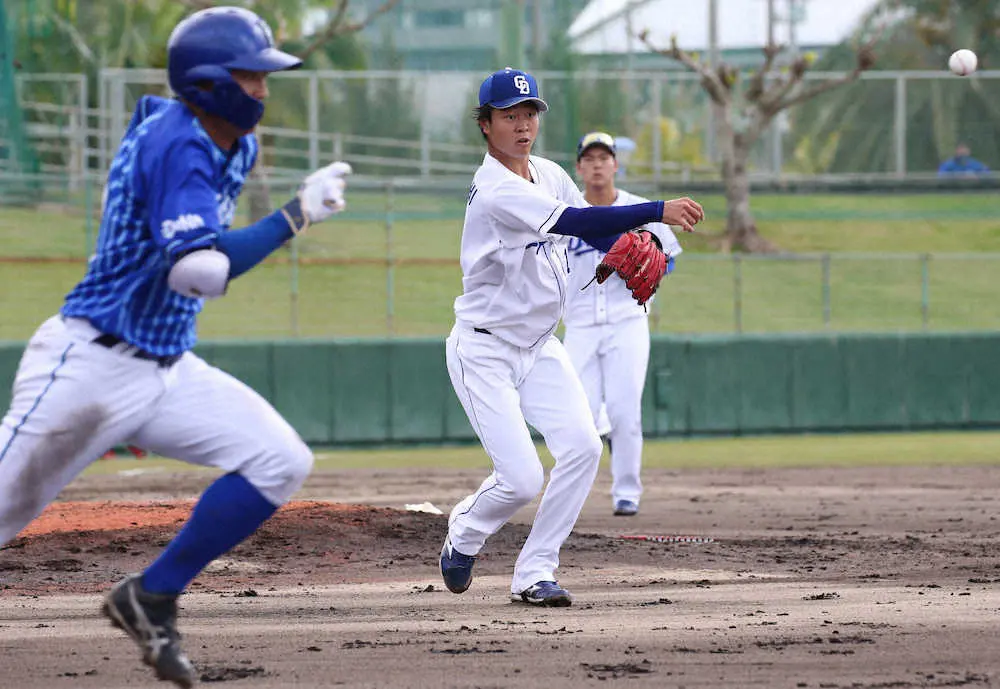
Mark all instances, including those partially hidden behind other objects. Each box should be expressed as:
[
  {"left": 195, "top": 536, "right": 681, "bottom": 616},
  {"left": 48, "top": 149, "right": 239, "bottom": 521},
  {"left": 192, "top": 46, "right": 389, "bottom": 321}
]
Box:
[
  {"left": 440, "top": 538, "right": 476, "bottom": 593},
  {"left": 614, "top": 499, "right": 639, "bottom": 516},
  {"left": 512, "top": 581, "right": 573, "bottom": 607}
]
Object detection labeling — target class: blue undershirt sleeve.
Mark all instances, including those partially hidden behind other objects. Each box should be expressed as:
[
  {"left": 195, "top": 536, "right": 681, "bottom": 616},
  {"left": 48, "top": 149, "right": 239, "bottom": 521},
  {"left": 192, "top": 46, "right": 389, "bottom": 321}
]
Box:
[
  {"left": 548, "top": 201, "right": 664, "bottom": 253},
  {"left": 581, "top": 232, "right": 620, "bottom": 253},
  {"left": 214, "top": 210, "right": 294, "bottom": 279}
]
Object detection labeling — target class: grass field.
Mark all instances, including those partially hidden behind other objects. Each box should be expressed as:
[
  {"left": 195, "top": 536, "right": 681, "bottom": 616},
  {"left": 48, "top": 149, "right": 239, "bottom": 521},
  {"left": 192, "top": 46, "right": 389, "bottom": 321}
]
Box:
[
  {"left": 2, "top": 190, "right": 999, "bottom": 340},
  {"left": 82, "top": 430, "right": 1000, "bottom": 476}
]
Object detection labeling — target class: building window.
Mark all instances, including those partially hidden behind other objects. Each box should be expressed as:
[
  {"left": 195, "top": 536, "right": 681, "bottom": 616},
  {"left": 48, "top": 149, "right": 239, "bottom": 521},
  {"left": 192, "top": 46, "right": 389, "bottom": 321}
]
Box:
[
  {"left": 414, "top": 10, "right": 464, "bottom": 28},
  {"left": 466, "top": 10, "right": 493, "bottom": 29}
]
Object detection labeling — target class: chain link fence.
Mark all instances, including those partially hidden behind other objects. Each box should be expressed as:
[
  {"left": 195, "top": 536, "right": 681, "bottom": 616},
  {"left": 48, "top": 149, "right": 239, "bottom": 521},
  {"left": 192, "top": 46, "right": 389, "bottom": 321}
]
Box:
[
  {"left": 1, "top": 173, "right": 998, "bottom": 342},
  {"left": 9, "top": 68, "right": 1000, "bottom": 189},
  {"left": 3, "top": 68, "right": 999, "bottom": 341}
]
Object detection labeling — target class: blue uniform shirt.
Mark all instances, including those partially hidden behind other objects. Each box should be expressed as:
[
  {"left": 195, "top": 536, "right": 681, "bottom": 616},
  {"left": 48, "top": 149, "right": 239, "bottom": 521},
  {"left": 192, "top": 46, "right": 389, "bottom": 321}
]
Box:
[
  {"left": 937, "top": 155, "right": 990, "bottom": 177},
  {"left": 62, "top": 95, "right": 258, "bottom": 356}
]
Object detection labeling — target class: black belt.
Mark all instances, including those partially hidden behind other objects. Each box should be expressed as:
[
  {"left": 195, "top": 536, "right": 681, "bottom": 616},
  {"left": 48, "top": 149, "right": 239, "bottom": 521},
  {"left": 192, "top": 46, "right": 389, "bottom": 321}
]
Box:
[
  {"left": 92, "top": 333, "right": 182, "bottom": 368},
  {"left": 474, "top": 327, "right": 492, "bottom": 335}
]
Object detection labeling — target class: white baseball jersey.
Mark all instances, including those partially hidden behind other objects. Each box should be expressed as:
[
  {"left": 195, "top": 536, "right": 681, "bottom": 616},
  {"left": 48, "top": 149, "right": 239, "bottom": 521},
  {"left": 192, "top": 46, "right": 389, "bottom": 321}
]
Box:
[
  {"left": 563, "top": 189, "right": 683, "bottom": 327},
  {"left": 561, "top": 188, "right": 682, "bottom": 509},
  {"left": 446, "top": 152, "right": 603, "bottom": 595},
  {"left": 454, "top": 153, "right": 587, "bottom": 348}
]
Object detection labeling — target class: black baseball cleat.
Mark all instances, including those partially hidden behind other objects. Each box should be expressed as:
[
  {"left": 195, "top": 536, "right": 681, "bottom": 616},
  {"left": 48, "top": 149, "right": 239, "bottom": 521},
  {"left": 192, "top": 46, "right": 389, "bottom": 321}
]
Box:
[
  {"left": 614, "top": 499, "right": 639, "bottom": 516},
  {"left": 101, "top": 574, "right": 197, "bottom": 688},
  {"left": 440, "top": 537, "right": 476, "bottom": 593}
]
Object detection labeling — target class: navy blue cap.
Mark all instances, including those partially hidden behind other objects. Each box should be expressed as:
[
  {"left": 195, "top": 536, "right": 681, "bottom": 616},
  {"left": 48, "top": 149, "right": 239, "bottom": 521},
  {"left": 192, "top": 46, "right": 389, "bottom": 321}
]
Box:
[{"left": 478, "top": 67, "right": 549, "bottom": 111}]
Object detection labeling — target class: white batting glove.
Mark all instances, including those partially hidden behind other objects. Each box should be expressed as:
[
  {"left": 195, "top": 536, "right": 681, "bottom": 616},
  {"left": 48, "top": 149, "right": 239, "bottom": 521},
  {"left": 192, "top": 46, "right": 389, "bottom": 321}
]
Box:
[{"left": 281, "top": 161, "right": 352, "bottom": 234}]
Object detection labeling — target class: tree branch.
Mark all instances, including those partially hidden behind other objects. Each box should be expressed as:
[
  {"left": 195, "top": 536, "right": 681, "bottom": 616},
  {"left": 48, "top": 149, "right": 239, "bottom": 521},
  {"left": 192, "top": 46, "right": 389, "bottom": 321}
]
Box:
[
  {"left": 297, "top": 0, "right": 399, "bottom": 61},
  {"left": 772, "top": 34, "right": 879, "bottom": 112},
  {"left": 637, "top": 30, "right": 731, "bottom": 105},
  {"left": 756, "top": 56, "right": 811, "bottom": 114},
  {"left": 745, "top": 42, "right": 783, "bottom": 103},
  {"left": 297, "top": 0, "right": 350, "bottom": 60},
  {"left": 740, "top": 107, "right": 773, "bottom": 151},
  {"left": 773, "top": 70, "right": 862, "bottom": 112}
]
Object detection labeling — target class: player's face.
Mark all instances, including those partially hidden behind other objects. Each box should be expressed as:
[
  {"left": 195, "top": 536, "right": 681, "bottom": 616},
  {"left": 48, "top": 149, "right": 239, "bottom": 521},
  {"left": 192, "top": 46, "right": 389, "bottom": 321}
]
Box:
[
  {"left": 230, "top": 69, "right": 270, "bottom": 101},
  {"left": 483, "top": 103, "right": 539, "bottom": 159},
  {"left": 576, "top": 147, "right": 618, "bottom": 188}
]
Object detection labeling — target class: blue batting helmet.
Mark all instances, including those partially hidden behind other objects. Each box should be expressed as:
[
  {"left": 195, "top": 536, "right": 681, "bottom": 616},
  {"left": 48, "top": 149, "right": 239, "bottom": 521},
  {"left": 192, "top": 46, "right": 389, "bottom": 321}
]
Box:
[{"left": 167, "top": 7, "right": 302, "bottom": 131}]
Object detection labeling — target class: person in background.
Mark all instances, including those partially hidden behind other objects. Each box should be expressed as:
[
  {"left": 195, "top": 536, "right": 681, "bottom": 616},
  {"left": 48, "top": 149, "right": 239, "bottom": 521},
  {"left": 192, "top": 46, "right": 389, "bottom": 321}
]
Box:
[
  {"left": 938, "top": 143, "right": 990, "bottom": 177},
  {"left": 562, "top": 132, "right": 684, "bottom": 517}
]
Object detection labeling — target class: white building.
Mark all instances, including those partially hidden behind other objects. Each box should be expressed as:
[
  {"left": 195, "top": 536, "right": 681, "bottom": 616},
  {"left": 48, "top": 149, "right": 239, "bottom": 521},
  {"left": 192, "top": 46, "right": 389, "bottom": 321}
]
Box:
[{"left": 569, "top": 0, "right": 882, "bottom": 66}]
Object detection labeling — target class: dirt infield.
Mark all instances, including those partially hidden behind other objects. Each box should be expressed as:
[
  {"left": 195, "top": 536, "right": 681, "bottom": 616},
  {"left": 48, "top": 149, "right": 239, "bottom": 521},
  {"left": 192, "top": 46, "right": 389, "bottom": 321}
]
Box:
[{"left": 1, "top": 462, "right": 998, "bottom": 688}]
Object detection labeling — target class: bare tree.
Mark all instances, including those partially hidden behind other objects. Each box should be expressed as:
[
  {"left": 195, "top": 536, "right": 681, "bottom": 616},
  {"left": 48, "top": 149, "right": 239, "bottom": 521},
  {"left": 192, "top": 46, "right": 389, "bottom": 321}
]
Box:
[
  {"left": 297, "top": 0, "right": 400, "bottom": 61},
  {"left": 243, "top": 0, "right": 399, "bottom": 223},
  {"left": 638, "top": 31, "right": 878, "bottom": 253}
]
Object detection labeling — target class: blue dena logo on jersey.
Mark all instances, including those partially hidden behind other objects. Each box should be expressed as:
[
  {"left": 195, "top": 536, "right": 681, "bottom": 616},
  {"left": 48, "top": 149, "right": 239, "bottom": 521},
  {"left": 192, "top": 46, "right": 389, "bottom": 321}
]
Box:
[{"left": 161, "top": 214, "right": 206, "bottom": 239}]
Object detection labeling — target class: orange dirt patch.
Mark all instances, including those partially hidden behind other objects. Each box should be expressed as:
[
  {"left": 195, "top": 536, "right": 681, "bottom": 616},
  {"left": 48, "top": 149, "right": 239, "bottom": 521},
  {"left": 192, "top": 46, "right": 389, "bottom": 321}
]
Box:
[{"left": 20, "top": 500, "right": 364, "bottom": 537}]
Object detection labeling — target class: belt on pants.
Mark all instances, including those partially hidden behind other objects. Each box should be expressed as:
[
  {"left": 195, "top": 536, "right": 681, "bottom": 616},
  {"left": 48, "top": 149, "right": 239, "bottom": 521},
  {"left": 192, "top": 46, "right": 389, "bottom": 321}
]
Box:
[
  {"left": 473, "top": 327, "right": 492, "bottom": 335},
  {"left": 91, "top": 333, "right": 183, "bottom": 368}
]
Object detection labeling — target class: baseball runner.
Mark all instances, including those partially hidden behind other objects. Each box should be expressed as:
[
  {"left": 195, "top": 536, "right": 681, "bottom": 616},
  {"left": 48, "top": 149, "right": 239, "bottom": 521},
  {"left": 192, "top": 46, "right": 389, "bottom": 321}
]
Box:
[
  {"left": 0, "top": 8, "right": 350, "bottom": 687},
  {"left": 564, "top": 132, "right": 684, "bottom": 517},
  {"left": 440, "top": 68, "right": 704, "bottom": 607}
]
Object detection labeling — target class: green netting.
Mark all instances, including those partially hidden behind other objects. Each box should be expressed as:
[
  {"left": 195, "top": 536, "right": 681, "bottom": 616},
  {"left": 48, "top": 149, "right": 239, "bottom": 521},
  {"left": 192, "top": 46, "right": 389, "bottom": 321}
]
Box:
[{"left": 0, "top": 0, "right": 41, "bottom": 203}]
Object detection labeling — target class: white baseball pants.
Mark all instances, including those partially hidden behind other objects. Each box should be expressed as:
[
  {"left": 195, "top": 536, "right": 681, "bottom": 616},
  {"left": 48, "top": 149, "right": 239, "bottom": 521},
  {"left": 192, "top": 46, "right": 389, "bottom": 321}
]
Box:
[
  {"left": 562, "top": 316, "right": 650, "bottom": 506},
  {"left": 0, "top": 316, "right": 313, "bottom": 547},
  {"left": 445, "top": 324, "right": 602, "bottom": 594}
]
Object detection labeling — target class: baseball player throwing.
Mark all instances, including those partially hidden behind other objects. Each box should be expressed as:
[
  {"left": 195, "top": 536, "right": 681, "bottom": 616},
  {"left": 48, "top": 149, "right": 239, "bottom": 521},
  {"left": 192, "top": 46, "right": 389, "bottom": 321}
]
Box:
[
  {"left": 440, "top": 68, "right": 704, "bottom": 606},
  {"left": 564, "top": 132, "right": 684, "bottom": 517},
  {"left": 0, "top": 8, "right": 350, "bottom": 687}
]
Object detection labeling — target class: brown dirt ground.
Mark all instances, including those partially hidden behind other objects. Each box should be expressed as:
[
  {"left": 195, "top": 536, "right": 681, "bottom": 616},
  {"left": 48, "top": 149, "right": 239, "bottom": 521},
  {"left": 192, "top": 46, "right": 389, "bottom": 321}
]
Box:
[{"left": 1, "top": 462, "right": 998, "bottom": 689}]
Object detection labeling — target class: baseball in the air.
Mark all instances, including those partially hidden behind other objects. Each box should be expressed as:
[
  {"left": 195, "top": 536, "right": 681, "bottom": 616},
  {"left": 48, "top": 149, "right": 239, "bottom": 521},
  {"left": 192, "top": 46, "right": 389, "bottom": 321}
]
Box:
[{"left": 949, "top": 49, "right": 978, "bottom": 76}]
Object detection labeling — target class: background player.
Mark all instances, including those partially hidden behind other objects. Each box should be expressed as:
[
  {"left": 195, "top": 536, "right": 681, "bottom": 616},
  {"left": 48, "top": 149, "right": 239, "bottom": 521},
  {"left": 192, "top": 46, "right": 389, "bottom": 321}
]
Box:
[
  {"left": 563, "top": 132, "right": 684, "bottom": 517},
  {"left": 0, "top": 7, "right": 351, "bottom": 687},
  {"left": 440, "top": 68, "right": 703, "bottom": 607}
]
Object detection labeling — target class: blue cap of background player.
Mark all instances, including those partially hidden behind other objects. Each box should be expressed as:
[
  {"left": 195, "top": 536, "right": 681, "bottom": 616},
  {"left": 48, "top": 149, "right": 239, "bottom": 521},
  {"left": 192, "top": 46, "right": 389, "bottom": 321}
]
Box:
[
  {"left": 478, "top": 67, "right": 549, "bottom": 111},
  {"left": 577, "top": 131, "right": 617, "bottom": 161}
]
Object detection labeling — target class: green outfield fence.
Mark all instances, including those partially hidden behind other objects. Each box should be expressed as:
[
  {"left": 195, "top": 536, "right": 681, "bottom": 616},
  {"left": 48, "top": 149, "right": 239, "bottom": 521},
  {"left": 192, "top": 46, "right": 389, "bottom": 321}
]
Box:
[{"left": 1, "top": 333, "right": 996, "bottom": 447}]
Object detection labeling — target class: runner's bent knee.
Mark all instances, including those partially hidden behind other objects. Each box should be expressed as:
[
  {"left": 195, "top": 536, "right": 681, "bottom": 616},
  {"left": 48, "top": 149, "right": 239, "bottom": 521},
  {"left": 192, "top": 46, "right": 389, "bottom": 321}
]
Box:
[{"left": 240, "top": 435, "right": 314, "bottom": 506}]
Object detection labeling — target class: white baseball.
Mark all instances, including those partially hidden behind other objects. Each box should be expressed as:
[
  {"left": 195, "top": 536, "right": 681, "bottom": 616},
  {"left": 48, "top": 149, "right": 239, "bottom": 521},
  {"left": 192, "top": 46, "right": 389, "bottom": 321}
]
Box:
[{"left": 949, "top": 49, "right": 978, "bottom": 76}]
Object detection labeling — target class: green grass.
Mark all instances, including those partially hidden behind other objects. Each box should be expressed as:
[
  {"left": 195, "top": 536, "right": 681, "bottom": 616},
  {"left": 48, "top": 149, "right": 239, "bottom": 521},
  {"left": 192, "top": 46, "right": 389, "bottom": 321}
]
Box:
[
  {"left": 81, "top": 430, "right": 1000, "bottom": 477},
  {"left": 2, "top": 190, "right": 1000, "bottom": 340}
]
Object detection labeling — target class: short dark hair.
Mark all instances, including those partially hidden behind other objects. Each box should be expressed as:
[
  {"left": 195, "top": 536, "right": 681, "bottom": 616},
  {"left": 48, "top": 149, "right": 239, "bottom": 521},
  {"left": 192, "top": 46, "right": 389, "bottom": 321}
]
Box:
[{"left": 473, "top": 105, "right": 494, "bottom": 140}]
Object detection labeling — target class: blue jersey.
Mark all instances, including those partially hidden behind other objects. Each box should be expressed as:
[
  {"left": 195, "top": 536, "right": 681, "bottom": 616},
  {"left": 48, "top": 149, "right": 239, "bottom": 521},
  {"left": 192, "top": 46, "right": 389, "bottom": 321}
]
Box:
[{"left": 62, "top": 95, "right": 258, "bottom": 356}]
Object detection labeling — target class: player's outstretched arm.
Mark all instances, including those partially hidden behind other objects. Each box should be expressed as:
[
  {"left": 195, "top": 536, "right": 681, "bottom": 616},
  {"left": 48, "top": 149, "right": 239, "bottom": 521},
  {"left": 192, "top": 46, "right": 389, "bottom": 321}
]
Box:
[
  {"left": 167, "top": 162, "right": 351, "bottom": 299},
  {"left": 218, "top": 161, "right": 352, "bottom": 278},
  {"left": 659, "top": 197, "right": 704, "bottom": 233},
  {"left": 277, "top": 161, "right": 353, "bottom": 235},
  {"left": 547, "top": 197, "right": 704, "bottom": 252}
]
